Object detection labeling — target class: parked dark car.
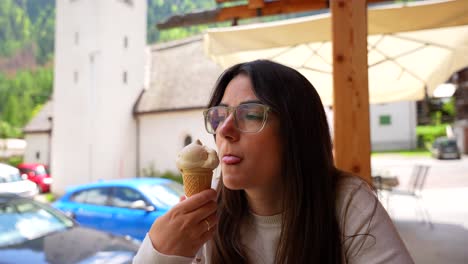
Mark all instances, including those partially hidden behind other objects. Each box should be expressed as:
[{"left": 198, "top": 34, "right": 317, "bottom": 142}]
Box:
[
  {"left": 53, "top": 177, "right": 184, "bottom": 241},
  {"left": 431, "top": 137, "right": 461, "bottom": 159},
  {"left": 17, "top": 163, "right": 52, "bottom": 193},
  {"left": 0, "top": 193, "right": 139, "bottom": 264}
]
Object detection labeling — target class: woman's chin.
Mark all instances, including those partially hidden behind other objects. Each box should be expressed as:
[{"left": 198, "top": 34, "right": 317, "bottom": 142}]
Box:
[{"left": 222, "top": 174, "right": 245, "bottom": 190}]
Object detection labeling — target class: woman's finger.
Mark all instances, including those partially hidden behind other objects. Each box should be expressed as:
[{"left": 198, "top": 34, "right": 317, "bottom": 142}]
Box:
[
  {"left": 176, "top": 189, "right": 216, "bottom": 213},
  {"left": 186, "top": 200, "right": 217, "bottom": 224},
  {"left": 199, "top": 221, "right": 217, "bottom": 241},
  {"left": 199, "top": 212, "right": 218, "bottom": 234}
]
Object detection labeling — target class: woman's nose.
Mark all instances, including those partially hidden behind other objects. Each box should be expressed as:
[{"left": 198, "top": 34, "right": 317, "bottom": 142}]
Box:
[{"left": 217, "top": 114, "right": 239, "bottom": 141}]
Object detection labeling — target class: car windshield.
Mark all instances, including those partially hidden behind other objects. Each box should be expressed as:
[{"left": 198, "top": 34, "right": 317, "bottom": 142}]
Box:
[
  {"left": 141, "top": 181, "right": 184, "bottom": 209},
  {"left": 0, "top": 199, "right": 74, "bottom": 247},
  {"left": 35, "top": 165, "right": 49, "bottom": 176},
  {"left": 0, "top": 171, "right": 22, "bottom": 183},
  {"left": 441, "top": 140, "right": 457, "bottom": 148}
]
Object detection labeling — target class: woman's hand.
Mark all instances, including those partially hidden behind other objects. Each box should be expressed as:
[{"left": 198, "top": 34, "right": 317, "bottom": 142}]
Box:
[{"left": 147, "top": 188, "right": 218, "bottom": 257}]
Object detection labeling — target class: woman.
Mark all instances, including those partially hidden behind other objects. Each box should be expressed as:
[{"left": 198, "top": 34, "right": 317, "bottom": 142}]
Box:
[{"left": 134, "top": 60, "right": 413, "bottom": 263}]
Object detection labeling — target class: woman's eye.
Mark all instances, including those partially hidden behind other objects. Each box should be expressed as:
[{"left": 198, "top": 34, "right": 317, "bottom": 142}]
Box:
[{"left": 245, "top": 113, "right": 263, "bottom": 120}]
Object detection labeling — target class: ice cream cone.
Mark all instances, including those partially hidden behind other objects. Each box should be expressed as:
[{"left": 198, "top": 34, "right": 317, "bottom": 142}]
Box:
[
  {"left": 181, "top": 168, "right": 213, "bottom": 197},
  {"left": 176, "top": 139, "right": 219, "bottom": 197}
]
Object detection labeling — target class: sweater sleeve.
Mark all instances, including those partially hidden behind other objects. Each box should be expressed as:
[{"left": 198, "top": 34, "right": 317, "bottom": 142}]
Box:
[
  {"left": 132, "top": 234, "right": 195, "bottom": 264},
  {"left": 338, "top": 177, "right": 414, "bottom": 264}
]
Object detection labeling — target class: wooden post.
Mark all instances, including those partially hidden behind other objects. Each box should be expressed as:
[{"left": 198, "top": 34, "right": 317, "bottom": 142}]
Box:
[
  {"left": 331, "top": 0, "right": 371, "bottom": 182},
  {"left": 248, "top": 0, "right": 264, "bottom": 9}
]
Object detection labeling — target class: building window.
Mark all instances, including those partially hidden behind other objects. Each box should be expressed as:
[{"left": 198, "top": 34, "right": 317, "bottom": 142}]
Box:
[
  {"left": 74, "top": 71, "right": 79, "bottom": 83},
  {"left": 123, "top": 71, "right": 127, "bottom": 84},
  {"left": 124, "top": 36, "right": 128, "bottom": 49},
  {"left": 379, "top": 115, "right": 391, "bottom": 126},
  {"left": 119, "top": 0, "right": 133, "bottom": 6},
  {"left": 74, "top": 32, "right": 79, "bottom": 45},
  {"left": 184, "top": 136, "right": 192, "bottom": 146}
]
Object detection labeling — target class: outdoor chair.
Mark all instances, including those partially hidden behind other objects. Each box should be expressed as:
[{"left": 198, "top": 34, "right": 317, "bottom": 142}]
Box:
[
  {"left": 372, "top": 168, "right": 399, "bottom": 201},
  {"left": 386, "top": 164, "right": 433, "bottom": 229}
]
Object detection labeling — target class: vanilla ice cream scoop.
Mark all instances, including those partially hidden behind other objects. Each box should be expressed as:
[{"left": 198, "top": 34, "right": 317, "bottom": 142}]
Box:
[
  {"left": 176, "top": 139, "right": 219, "bottom": 171},
  {"left": 176, "top": 139, "right": 219, "bottom": 197}
]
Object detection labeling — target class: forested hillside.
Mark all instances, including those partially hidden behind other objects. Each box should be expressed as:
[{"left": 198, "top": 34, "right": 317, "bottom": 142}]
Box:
[
  {"left": 0, "top": 0, "right": 55, "bottom": 67},
  {"left": 148, "top": 0, "right": 216, "bottom": 43},
  {"left": 0, "top": 0, "right": 215, "bottom": 138},
  {"left": 0, "top": 68, "right": 52, "bottom": 137}
]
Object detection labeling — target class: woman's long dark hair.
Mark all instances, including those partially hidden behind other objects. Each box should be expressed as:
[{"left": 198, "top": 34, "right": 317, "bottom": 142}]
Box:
[{"left": 209, "top": 60, "right": 343, "bottom": 263}]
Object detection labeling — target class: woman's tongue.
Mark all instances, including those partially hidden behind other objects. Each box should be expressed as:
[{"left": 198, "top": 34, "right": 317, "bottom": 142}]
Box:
[{"left": 222, "top": 155, "right": 241, "bottom": 165}]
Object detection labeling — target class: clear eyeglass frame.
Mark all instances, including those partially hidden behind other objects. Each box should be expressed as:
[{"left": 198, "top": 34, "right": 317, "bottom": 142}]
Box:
[{"left": 203, "top": 103, "right": 271, "bottom": 134}]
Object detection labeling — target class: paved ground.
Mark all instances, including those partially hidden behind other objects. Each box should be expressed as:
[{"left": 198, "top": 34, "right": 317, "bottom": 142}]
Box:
[
  {"left": 387, "top": 187, "right": 468, "bottom": 264},
  {"left": 372, "top": 154, "right": 468, "bottom": 189},
  {"left": 372, "top": 154, "right": 468, "bottom": 263}
]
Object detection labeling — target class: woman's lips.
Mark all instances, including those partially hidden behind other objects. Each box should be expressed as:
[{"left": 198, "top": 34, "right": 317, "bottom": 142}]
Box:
[{"left": 222, "top": 155, "right": 241, "bottom": 165}]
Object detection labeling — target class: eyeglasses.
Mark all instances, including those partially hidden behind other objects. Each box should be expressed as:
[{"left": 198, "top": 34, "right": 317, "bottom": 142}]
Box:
[{"left": 203, "top": 103, "right": 271, "bottom": 134}]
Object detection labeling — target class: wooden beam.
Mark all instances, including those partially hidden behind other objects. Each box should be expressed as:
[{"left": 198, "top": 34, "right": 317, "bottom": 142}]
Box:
[
  {"left": 216, "top": 1, "right": 325, "bottom": 21},
  {"left": 331, "top": 0, "right": 371, "bottom": 182},
  {"left": 157, "top": 9, "right": 220, "bottom": 30},
  {"left": 158, "top": 0, "right": 390, "bottom": 29},
  {"left": 287, "top": 0, "right": 316, "bottom": 3},
  {"left": 216, "top": 0, "right": 242, "bottom": 3},
  {"left": 216, "top": 0, "right": 326, "bottom": 3},
  {"left": 158, "top": 0, "right": 327, "bottom": 29},
  {"left": 248, "top": 0, "right": 264, "bottom": 9}
]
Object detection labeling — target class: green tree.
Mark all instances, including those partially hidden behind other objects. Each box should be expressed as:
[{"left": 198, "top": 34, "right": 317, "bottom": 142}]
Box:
[
  {"left": 32, "top": 5, "right": 55, "bottom": 64},
  {"left": 0, "top": 0, "right": 33, "bottom": 57},
  {"left": 442, "top": 98, "right": 455, "bottom": 117},
  {"left": 0, "top": 120, "right": 21, "bottom": 138},
  {"left": 3, "top": 95, "right": 21, "bottom": 127},
  {"left": 147, "top": 0, "right": 216, "bottom": 44},
  {"left": 0, "top": 0, "right": 54, "bottom": 64},
  {"left": 0, "top": 67, "right": 53, "bottom": 138},
  {"left": 19, "top": 93, "right": 33, "bottom": 125}
]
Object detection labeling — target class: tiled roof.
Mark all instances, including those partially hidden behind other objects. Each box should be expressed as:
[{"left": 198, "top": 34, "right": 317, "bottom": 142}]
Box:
[
  {"left": 23, "top": 100, "right": 52, "bottom": 133},
  {"left": 135, "top": 35, "right": 224, "bottom": 114}
]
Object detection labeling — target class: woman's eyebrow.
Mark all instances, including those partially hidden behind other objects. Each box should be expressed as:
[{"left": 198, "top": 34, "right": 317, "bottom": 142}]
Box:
[
  {"left": 218, "top": 100, "right": 262, "bottom": 107},
  {"left": 240, "top": 100, "right": 263, "bottom": 105}
]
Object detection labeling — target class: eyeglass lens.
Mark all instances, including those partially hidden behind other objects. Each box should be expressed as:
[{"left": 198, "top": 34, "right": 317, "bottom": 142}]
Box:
[{"left": 205, "top": 104, "right": 267, "bottom": 134}]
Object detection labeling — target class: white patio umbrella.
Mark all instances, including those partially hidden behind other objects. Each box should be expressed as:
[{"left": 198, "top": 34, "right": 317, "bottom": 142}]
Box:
[{"left": 203, "top": 0, "right": 468, "bottom": 105}]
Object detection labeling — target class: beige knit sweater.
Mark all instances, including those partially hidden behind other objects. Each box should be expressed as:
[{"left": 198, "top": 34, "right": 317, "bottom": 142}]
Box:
[{"left": 133, "top": 176, "right": 413, "bottom": 264}]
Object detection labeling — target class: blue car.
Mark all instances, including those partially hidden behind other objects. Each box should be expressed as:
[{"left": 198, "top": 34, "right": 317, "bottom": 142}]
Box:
[{"left": 53, "top": 178, "right": 184, "bottom": 241}]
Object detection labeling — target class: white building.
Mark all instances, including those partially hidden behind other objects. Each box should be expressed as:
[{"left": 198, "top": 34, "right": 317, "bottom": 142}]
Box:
[
  {"left": 326, "top": 102, "right": 418, "bottom": 151},
  {"left": 0, "top": 139, "right": 26, "bottom": 160},
  {"left": 22, "top": 101, "right": 52, "bottom": 164},
  {"left": 51, "top": 0, "right": 146, "bottom": 194},
  {"left": 23, "top": 0, "right": 416, "bottom": 195},
  {"left": 134, "top": 36, "right": 223, "bottom": 179},
  {"left": 370, "top": 101, "right": 417, "bottom": 151}
]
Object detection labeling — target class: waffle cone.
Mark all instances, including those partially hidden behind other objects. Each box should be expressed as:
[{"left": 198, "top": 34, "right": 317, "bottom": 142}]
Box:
[{"left": 181, "top": 168, "right": 213, "bottom": 197}]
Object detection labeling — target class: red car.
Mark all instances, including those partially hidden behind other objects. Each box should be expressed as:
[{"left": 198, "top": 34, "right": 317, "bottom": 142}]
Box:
[{"left": 17, "top": 163, "right": 52, "bottom": 193}]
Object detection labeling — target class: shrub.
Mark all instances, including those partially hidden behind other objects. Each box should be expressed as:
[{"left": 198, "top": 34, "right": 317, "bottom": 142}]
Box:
[
  {"left": 141, "top": 162, "right": 158, "bottom": 177},
  {"left": 159, "top": 170, "right": 183, "bottom": 184},
  {"left": 0, "top": 156, "right": 23, "bottom": 167},
  {"left": 416, "top": 124, "right": 447, "bottom": 149},
  {"left": 141, "top": 162, "right": 182, "bottom": 184}
]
